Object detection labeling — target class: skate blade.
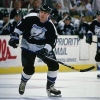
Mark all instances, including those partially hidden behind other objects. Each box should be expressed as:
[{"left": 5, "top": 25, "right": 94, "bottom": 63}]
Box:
[{"left": 48, "top": 94, "right": 62, "bottom": 97}]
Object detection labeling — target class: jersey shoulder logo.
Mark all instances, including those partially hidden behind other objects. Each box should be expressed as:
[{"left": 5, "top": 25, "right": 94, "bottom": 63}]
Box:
[{"left": 95, "top": 25, "right": 100, "bottom": 36}]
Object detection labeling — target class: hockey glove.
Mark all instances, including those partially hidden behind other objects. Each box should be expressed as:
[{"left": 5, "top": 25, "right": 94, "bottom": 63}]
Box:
[
  {"left": 86, "top": 33, "right": 92, "bottom": 45},
  {"left": 8, "top": 32, "right": 19, "bottom": 48},
  {"left": 36, "top": 44, "right": 52, "bottom": 59},
  {"left": 78, "top": 33, "right": 84, "bottom": 39},
  {"left": 95, "top": 47, "right": 100, "bottom": 62},
  {"left": 36, "top": 48, "right": 48, "bottom": 59}
]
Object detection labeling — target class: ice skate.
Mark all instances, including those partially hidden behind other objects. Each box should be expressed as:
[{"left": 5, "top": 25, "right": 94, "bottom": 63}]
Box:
[
  {"left": 19, "top": 80, "right": 26, "bottom": 95},
  {"left": 46, "top": 84, "right": 61, "bottom": 97},
  {"left": 97, "top": 74, "right": 100, "bottom": 78}
]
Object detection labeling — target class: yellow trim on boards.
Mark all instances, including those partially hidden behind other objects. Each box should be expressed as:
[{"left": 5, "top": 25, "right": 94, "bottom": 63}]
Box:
[{"left": 0, "top": 64, "right": 96, "bottom": 74}]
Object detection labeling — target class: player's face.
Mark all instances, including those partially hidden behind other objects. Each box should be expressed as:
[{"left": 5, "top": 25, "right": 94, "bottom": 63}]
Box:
[
  {"left": 97, "top": 15, "right": 100, "bottom": 22},
  {"left": 82, "top": 17, "right": 85, "bottom": 22},
  {"left": 3, "top": 16, "right": 9, "bottom": 22},
  {"left": 39, "top": 11, "right": 50, "bottom": 23},
  {"left": 64, "top": 20, "right": 70, "bottom": 25}
]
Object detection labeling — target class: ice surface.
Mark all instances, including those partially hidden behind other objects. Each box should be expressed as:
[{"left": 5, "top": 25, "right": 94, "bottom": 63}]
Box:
[{"left": 0, "top": 71, "right": 100, "bottom": 100}]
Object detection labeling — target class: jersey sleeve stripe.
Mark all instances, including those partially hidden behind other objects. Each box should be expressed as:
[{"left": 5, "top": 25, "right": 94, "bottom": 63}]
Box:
[{"left": 14, "top": 28, "right": 23, "bottom": 35}]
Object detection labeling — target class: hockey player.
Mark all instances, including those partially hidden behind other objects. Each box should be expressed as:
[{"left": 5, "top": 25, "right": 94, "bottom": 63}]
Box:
[
  {"left": 86, "top": 10, "right": 100, "bottom": 78},
  {"left": 77, "top": 13, "right": 89, "bottom": 39},
  {"left": 11, "top": 12, "right": 21, "bottom": 32},
  {"left": 8, "top": 4, "right": 61, "bottom": 96},
  {"left": 63, "top": 16, "right": 75, "bottom": 35},
  {"left": 1, "top": 12, "right": 12, "bottom": 35}
]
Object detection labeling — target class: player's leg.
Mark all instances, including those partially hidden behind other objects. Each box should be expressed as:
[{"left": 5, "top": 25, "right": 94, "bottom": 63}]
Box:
[
  {"left": 43, "top": 51, "right": 61, "bottom": 97},
  {"left": 95, "top": 50, "right": 100, "bottom": 78},
  {"left": 96, "top": 62, "right": 100, "bottom": 78},
  {"left": 19, "top": 49, "right": 36, "bottom": 95}
]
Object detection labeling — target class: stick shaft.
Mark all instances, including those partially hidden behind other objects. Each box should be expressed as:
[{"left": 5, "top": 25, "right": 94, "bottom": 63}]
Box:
[
  {"left": 92, "top": 41, "right": 97, "bottom": 43},
  {"left": 45, "top": 56, "right": 95, "bottom": 72}
]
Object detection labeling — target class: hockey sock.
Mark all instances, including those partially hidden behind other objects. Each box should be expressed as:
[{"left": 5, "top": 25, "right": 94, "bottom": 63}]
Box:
[
  {"left": 96, "top": 62, "right": 100, "bottom": 70},
  {"left": 47, "top": 70, "right": 58, "bottom": 88},
  {"left": 21, "top": 71, "right": 32, "bottom": 82}
]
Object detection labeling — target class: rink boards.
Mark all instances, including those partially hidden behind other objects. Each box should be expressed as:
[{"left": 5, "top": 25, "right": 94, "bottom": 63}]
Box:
[{"left": 0, "top": 35, "right": 97, "bottom": 74}]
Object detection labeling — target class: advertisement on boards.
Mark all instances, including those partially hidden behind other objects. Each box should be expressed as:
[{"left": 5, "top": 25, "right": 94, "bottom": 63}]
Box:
[
  {"left": 0, "top": 36, "right": 97, "bottom": 68},
  {"left": 0, "top": 36, "right": 21, "bottom": 67}
]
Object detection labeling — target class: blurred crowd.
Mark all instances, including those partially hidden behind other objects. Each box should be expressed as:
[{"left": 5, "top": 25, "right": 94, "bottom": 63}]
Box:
[{"left": 0, "top": 0, "right": 100, "bottom": 37}]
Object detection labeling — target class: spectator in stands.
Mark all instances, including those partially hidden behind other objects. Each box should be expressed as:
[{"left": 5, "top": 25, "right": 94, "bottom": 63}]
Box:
[
  {"left": 10, "top": 0, "right": 23, "bottom": 19},
  {"left": 57, "top": 0, "right": 73, "bottom": 13},
  {"left": 92, "top": 0, "right": 100, "bottom": 14},
  {"left": 85, "top": 0, "right": 94, "bottom": 16},
  {"left": 70, "top": 0, "right": 79, "bottom": 16},
  {"left": 76, "top": 0, "right": 86, "bottom": 15},
  {"left": 1, "top": 12, "right": 12, "bottom": 35},
  {"left": 51, "top": 2, "right": 62, "bottom": 22},
  {"left": 21, "top": 0, "right": 30, "bottom": 8},
  {"left": 30, "top": 0, "right": 41, "bottom": 13}
]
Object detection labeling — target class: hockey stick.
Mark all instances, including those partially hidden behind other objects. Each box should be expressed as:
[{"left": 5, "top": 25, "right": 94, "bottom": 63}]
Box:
[
  {"left": 92, "top": 41, "right": 97, "bottom": 43},
  {"left": 16, "top": 44, "right": 95, "bottom": 72},
  {"left": 44, "top": 56, "right": 95, "bottom": 72}
]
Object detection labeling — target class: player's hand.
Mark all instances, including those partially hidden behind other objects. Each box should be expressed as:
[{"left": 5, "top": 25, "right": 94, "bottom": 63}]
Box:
[
  {"left": 8, "top": 38, "right": 19, "bottom": 48},
  {"left": 86, "top": 33, "right": 92, "bottom": 45},
  {"left": 78, "top": 34, "right": 84, "bottom": 39},
  {"left": 36, "top": 48, "right": 48, "bottom": 59}
]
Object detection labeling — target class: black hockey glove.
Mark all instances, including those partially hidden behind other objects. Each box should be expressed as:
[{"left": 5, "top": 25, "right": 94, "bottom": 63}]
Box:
[
  {"left": 95, "top": 47, "right": 100, "bottom": 62},
  {"left": 8, "top": 32, "right": 19, "bottom": 48},
  {"left": 36, "top": 48, "right": 48, "bottom": 59},
  {"left": 86, "top": 33, "right": 92, "bottom": 45},
  {"left": 78, "top": 33, "right": 84, "bottom": 39}
]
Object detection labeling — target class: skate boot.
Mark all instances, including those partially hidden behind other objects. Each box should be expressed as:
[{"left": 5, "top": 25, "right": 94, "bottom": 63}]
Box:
[
  {"left": 97, "top": 74, "right": 100, "bottom": 78},
  {"left": 19, "top": 80, "right": 26, "bottom": 95},
  {"left": 46, "top": 81, "right": 61, "bottom": 97}
]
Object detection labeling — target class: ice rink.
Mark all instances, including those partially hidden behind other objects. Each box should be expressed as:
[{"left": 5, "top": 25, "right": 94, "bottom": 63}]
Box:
[{"left": 0, "top": 71, "right": 100, "bottom": 100}]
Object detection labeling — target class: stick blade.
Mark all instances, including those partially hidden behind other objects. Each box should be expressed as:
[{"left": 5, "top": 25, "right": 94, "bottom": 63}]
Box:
[{"left": 80, "top": 66, "right": 95, "bottom": 72}]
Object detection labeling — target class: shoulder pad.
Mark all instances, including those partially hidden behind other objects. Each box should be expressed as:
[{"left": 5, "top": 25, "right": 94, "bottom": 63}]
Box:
[{"left": 23, "top": 13, "right": 38, "bottom": 19}]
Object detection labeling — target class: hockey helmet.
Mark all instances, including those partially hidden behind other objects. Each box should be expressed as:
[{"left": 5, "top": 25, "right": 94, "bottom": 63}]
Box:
[
  {"left": 63, "top": 11, "right": 69, "bottom": 16},
  {"left": 96, "top": 10, "right": 100, "bottom": 15},
  {"left": 3, "top": 12, "right": 9, "bottom": 17},
  {"left": 51, "top": 13, "right": 57, "bottom": 20},
  {"left": 65, "top": 16, "right": 71, "bottom": 20},
  {"left": 40, "top": 4, "right": 52, "bottom": 13}
]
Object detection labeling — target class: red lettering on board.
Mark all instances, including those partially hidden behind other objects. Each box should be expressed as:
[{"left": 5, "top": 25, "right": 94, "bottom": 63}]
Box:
[{"left": 0, "top": 39, "right": 17, "bottom": 61}]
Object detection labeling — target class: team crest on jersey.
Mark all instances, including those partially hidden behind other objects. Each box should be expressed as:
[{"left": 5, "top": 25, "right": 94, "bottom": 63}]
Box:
[
  {"left": 65, "top": 28, "right": 71, "bottom": 35},
  {"left": 95, "top": 25, "right": 100, "bottom": 36},
  {"left": 30, "top": 24, "right": 47, "bottom": 39}
]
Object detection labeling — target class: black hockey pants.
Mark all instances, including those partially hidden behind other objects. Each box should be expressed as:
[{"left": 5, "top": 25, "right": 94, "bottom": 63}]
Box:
[{"left": 21, "top": 49, "right": 59, "bottom": 75}]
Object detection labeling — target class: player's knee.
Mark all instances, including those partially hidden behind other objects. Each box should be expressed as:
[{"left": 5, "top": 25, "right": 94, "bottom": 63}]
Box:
[
  {"left": 23, "top": 66, "right": 35, "bottom": 75},
  {"left": 48, "top": 63, "right": 59, "bottom": 71}
]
